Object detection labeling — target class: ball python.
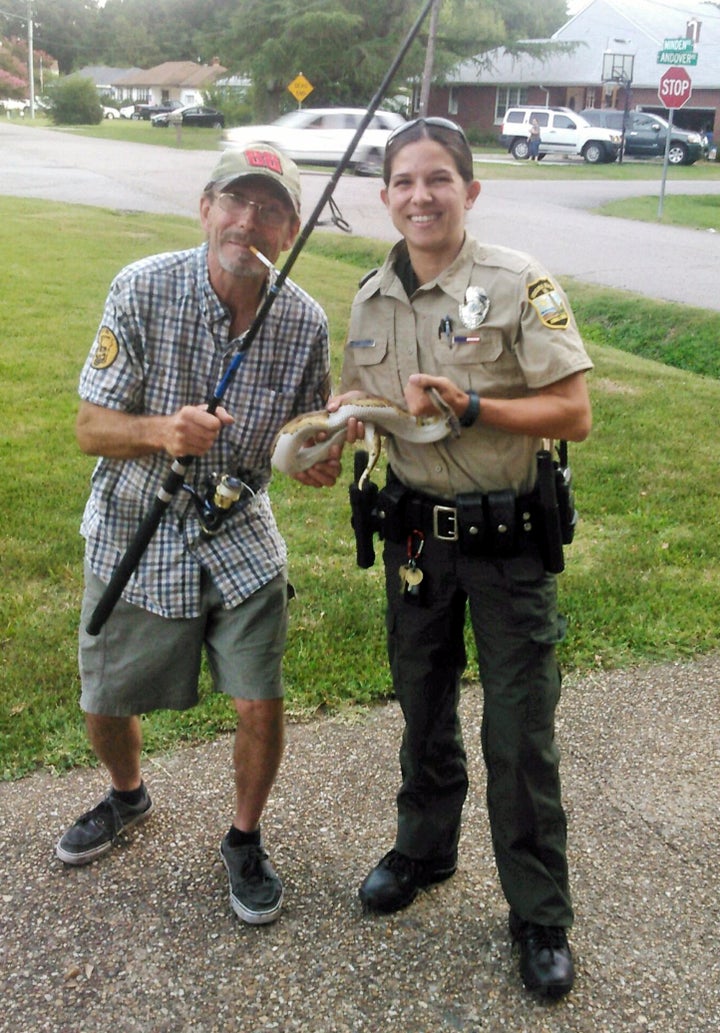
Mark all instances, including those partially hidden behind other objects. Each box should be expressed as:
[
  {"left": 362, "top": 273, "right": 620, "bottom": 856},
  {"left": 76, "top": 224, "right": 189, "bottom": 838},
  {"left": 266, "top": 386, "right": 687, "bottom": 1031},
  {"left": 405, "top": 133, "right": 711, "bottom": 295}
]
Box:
[{"left": 271, "top": 392, "right": 460, "bottom": 481}]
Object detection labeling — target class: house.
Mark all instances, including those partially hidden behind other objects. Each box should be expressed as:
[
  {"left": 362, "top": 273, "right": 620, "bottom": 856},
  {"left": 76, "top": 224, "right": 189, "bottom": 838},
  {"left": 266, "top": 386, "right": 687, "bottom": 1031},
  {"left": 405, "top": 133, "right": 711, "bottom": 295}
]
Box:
[
  {"left": 111, "top": 59, "right": 227, "bottom": 109},
  {"left": 72, "top": 66, "right": 142, "bottom": 102},
  {"left": 429, "top": 0, "right": 719, "bottom": 135}
]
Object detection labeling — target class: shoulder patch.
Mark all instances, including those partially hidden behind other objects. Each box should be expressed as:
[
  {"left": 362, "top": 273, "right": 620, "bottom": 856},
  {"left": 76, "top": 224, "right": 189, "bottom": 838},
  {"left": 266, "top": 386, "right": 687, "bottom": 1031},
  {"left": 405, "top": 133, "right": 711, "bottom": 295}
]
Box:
[
  {"left": 527, "top": 277, "right": 569, "bottom": 330},
  {"left": 91, "top": 327, "right": 120, "bottom": 369}
]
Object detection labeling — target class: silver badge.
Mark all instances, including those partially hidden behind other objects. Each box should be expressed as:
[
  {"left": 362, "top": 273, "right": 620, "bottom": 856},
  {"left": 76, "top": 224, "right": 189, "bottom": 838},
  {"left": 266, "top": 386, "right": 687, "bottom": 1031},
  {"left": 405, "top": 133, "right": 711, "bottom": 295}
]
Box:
[{"left": 459, "top": 286, "right": 490, "bottom": 329}]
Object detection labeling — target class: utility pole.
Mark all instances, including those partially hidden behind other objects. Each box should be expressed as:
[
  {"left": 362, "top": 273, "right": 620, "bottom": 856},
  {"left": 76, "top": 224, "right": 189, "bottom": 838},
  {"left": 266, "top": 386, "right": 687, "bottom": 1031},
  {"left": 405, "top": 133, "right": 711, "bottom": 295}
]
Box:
[
  {"left": 27, "top": 0, "right": 35, "bottom": 117},
  {"left": 418, "top": 0, "right": 441, "bottom": 116}
]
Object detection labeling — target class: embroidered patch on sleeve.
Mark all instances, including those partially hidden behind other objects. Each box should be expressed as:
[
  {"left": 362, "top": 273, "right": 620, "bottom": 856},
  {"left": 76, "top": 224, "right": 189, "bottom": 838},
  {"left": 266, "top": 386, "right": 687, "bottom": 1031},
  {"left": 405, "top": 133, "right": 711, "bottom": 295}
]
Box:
[
  {"left": 91, "top": 327, "right": 120, "bottom": 369},
  {"left": 527, "top": 277, "right": 569, "bottom": 330}
]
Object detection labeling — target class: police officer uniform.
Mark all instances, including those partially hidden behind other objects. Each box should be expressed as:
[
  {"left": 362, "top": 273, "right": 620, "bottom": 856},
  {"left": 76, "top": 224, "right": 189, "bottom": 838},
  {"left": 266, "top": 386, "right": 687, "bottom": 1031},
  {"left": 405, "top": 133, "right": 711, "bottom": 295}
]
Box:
[{"left": 341, "top": 233, "right": 593, "bottom": 930}]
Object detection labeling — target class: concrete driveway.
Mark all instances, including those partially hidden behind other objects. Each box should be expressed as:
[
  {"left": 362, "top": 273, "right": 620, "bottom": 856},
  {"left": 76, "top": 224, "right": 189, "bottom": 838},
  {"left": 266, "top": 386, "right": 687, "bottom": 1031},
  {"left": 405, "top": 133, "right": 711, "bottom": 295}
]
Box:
[{"left": 1, "top": 121, "right": 719, "bottom": 309}]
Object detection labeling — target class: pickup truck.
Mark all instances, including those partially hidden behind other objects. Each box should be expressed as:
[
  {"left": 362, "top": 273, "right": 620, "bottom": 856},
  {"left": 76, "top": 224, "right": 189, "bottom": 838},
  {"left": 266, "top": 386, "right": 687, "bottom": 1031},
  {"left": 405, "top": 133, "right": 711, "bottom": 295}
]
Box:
[{"left": 130, "top": 102, "right": 182, "bottom": 121}]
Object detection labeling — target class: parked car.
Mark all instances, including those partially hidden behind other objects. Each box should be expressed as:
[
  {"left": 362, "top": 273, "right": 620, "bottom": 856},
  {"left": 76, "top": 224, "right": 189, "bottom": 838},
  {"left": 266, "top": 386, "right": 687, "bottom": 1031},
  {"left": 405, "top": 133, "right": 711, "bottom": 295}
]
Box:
[
  {"left": 220, "top": 107, "right": 406, "bottom": 176},
  {"left": 102, "top": 106, "right": 119, "bottom": 119},
  {"left": 579, "top": 109, "right": 704, "bottom": 165},
  {"left": 132, "top": 101, "right": 182, "bottom": 121},
  {"left": 500, "top": 106, "right": 621, "bottom": 164},
  {"left": 151, "top": 104, "right": 225, "bottom": 129},
  {"left": 119, "top": 103, "right": 137, "bottom": 119}
]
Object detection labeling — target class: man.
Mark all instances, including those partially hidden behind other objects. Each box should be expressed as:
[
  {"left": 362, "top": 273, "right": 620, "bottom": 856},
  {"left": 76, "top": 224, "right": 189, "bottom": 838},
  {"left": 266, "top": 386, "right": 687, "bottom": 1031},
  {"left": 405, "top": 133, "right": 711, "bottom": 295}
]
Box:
[{"left": 55, "top": 144, "right": 340, "bottom": 926}]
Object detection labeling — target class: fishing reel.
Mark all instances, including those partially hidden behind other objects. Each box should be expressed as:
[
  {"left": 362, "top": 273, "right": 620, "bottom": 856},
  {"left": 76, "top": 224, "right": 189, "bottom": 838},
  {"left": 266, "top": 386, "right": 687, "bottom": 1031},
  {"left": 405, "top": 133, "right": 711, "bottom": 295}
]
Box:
[{"left": 184, "top": 472, "right": 251, "bottom": 538}]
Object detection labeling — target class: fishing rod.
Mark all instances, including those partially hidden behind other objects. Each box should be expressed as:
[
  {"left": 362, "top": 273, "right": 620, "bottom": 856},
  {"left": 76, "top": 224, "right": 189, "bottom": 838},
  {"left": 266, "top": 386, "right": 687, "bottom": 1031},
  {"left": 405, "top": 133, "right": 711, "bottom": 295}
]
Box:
[{"left": 86, "top": 0, "right": 436, "bottom": 635}]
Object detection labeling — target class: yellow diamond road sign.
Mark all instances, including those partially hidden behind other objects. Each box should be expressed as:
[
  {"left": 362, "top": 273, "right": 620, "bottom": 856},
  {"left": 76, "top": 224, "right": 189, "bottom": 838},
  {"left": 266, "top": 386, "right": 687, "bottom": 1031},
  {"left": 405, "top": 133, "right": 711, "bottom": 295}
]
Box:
[{"left": 288, "top": 74, "right": 314, "bottom": 103}]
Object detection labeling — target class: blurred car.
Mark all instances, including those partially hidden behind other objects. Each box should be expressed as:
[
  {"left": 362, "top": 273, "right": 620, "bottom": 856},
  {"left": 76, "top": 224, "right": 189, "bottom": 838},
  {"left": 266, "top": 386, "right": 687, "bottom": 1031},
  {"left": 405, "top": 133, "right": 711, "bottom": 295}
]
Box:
[
  {"left": 102, "top": 106, "right": 119, "bottom": 119},
  {"left": 119, "top": 103, "right": 137, "bottom": 119},
  {"left": 220, "top": 107, "right": 406, "bottom": 176},
  {"left": 151, "top": 104, "right": 225, "bottom": 129},
  {"left": 579, "top": 108, "right": 703, "bottom": 165}
]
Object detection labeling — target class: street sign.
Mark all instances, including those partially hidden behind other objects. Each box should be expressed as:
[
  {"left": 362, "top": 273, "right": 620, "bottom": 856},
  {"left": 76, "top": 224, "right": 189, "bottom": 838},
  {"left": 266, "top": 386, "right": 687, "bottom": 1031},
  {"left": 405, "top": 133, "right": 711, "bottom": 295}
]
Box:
[
  {"left": 657, "top": 49, "right": 698, "bottom": 66},
  {"left": 658, "top": 36, "right": 698, "bottom": 65},
  {"left": 663, "top": 37, "right": 694, "bottom": 52},
  {"left": 287, "top": 74, "right": 313, "bottom": 103},
  {"left": 658, "top": 66, "right": 693, "bottom": 109}
]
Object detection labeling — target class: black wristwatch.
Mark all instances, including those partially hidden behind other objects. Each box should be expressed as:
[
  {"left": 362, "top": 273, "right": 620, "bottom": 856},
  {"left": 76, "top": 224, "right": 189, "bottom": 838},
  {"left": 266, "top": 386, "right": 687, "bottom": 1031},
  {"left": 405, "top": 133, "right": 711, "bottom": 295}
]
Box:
[{"left": 459, "top": 389, "right": 480, "bottom": 428}]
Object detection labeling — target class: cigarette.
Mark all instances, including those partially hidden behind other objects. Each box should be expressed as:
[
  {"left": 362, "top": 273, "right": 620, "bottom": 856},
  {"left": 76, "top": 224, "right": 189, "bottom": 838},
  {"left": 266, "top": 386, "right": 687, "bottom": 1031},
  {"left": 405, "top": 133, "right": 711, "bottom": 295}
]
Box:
[{"left": 249, "top": 246, "right": 275, "bottom": 271}]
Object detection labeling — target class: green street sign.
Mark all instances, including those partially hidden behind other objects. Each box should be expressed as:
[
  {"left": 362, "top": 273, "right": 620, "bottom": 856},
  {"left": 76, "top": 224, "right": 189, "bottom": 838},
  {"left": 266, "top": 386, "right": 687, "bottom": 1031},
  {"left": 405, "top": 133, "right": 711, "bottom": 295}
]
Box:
[
  {"left": 663, "top": 37, "right": 694, "bottom": 52},
  {"left": 657, "top": 50, "right": 698, "bottom": 66}
]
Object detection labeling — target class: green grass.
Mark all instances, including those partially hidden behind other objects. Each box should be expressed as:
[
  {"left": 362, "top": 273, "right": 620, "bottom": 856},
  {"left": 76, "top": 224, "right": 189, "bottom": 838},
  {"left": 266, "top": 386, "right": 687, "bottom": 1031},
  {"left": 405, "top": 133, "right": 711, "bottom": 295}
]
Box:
[
  {"left": 597, "top": 192, "right": 720, "bottom": 229},
  {"left": 2, "top": 196, "right": 720, "bottom": 781}
]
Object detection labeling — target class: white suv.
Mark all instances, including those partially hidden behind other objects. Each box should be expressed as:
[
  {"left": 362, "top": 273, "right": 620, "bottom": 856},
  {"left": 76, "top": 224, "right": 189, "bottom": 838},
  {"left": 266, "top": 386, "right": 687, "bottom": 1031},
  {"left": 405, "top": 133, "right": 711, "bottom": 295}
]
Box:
[{"left": 500, "top": 107, "right": 621, "bottom": 164}]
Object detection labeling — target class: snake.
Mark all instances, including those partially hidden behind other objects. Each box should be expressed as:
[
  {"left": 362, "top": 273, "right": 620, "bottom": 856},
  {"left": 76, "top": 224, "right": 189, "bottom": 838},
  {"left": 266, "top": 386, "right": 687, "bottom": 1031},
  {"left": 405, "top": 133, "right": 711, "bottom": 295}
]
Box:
[{"left": 271, "top": 393, "right": 459, "bottom": 480}]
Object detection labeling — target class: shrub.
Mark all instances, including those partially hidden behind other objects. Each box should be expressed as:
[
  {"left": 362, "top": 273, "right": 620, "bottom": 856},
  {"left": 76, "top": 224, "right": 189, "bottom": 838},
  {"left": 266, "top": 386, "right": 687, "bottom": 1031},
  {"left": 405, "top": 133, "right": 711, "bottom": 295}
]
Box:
[{"left": 46, "top": 76, "right": 103, "bottom": 125}]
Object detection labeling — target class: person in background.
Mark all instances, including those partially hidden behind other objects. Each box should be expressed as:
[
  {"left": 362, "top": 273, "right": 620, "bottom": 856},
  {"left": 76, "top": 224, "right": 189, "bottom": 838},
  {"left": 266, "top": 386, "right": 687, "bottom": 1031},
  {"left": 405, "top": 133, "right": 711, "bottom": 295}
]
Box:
[
  {"left": 333, "top": 117, "right": 592, "bottom": 997},
  {"left": 55, "top": 144, "right": 340, "bottom": 926},
  {"left": 528, "top": 117, "right": 541, "bottom": 161}
]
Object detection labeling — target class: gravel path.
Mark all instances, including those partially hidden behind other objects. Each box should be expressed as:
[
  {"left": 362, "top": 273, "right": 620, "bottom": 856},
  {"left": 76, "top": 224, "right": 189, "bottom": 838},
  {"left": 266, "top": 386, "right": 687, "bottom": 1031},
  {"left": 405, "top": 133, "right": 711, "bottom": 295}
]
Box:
[{"left": 2, "top": 654, "right": 718, "bottom": 1032}]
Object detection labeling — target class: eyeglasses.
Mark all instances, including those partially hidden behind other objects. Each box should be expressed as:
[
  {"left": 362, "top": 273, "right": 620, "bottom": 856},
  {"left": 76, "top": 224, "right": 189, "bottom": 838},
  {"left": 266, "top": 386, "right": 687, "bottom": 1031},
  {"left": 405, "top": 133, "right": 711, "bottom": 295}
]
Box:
[
  {"left": 387, "top": 117, "right": 469, "bottom": 147},
  {"left": 215, "top": 191, "right": 289, "bottom": 228}
]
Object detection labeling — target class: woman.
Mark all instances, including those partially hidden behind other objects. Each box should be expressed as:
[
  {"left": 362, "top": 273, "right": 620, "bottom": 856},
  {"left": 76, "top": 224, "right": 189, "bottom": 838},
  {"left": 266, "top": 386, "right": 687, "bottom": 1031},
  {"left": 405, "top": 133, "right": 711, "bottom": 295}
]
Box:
[{"left": 333, "top": 117, "right": 592, "bottom": 997}]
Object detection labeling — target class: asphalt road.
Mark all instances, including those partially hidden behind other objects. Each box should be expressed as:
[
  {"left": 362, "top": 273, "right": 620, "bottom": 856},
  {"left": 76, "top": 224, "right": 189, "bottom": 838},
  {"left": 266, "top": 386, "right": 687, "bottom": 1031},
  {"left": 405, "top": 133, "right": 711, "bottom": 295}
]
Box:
[{"left": 2, "top": 121, "right": 719, "bottom": 310}]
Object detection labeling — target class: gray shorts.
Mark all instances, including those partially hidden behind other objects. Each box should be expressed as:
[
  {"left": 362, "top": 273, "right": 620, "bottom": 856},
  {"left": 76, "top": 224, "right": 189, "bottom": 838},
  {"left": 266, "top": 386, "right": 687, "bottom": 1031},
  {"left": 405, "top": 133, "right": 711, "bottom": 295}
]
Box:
[{"left": 79, "top": 564, "right": 289, "bottom": 716}]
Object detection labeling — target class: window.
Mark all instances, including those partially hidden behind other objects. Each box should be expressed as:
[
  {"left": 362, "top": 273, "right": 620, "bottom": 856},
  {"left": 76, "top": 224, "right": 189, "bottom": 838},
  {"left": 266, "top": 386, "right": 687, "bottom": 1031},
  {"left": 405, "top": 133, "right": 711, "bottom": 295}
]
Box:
[{"left": 495, "top": 87, "right": 529, "bottom": 122}]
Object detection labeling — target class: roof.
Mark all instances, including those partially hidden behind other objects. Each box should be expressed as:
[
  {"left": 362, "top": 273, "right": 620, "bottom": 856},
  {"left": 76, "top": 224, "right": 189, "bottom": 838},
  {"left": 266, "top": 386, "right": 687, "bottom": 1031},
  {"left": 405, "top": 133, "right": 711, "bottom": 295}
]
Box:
[
  {"left": 112, "top": 61, "right": 227, "bottom": 89},
  {"left": 73, "top": 66, "right": 142, "bottom": 85},
  {"left": 446, "top": 0, "right": 720, "bottom": 89}
]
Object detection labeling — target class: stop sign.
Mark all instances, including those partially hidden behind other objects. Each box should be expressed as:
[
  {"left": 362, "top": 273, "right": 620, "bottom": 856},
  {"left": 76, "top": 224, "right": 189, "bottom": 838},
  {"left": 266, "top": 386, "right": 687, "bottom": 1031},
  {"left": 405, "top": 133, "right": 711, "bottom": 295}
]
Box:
[{"left": 658, "top": 66, "right": 693, "bottom": 109}]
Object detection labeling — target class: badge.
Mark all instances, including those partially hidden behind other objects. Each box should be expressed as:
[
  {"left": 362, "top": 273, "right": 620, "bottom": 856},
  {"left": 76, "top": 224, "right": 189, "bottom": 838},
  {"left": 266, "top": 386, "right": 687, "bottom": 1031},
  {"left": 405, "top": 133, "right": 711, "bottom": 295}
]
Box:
[
  {"left": 91, "top": 327, "right": 119, "bottom": 369},
  {"left": 459, "top": 286, "right": 490, "bottom": 329},
  {"left": 527, "top": 277, "right": 569, "bottom": 329}
]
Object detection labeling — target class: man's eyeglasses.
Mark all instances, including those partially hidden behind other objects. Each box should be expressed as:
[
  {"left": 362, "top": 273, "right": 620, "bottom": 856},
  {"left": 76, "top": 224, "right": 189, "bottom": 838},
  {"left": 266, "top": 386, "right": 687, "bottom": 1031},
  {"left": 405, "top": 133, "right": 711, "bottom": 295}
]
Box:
[
  {"left": 387, "top": 117, "right": 469, "bottom": 147},
  {"left": 215, "top": 191, "right": 289, "bottom": 228}
]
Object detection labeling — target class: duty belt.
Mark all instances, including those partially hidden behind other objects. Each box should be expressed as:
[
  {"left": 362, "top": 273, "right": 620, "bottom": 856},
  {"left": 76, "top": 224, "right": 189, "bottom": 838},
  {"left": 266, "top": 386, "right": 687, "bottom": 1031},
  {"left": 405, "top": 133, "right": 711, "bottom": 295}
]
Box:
[{"left": 391, "top": 487, "right": 539, "bottom": 558}]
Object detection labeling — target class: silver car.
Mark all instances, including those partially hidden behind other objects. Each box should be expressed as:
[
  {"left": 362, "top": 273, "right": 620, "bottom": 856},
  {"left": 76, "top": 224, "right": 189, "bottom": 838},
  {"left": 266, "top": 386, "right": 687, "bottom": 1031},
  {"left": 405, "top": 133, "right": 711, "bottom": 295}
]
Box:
[{"left": 221, "top": 107, "right": 406, "bottom": 176}]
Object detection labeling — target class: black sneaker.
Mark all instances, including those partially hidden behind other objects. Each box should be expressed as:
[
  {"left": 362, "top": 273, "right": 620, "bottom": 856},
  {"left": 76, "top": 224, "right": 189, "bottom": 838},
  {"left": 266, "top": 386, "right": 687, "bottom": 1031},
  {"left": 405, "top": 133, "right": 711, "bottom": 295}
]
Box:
[
  {"left": 220, "top": 833, "right": 283, "bottom": 925},
  {"left": 509, "top": 910, "right": 575, "bottom": 998},
  {"left": 55, "top": 786, "right": 153, "bottom": 866},
  {"left": 358, "top": 848, "right": 457, "bottom": 913}
]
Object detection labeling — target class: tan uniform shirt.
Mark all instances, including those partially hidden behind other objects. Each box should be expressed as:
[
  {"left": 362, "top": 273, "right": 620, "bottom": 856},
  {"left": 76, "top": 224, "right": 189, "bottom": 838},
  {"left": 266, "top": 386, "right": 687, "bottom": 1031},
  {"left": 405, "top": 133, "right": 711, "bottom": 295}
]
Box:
[{"left": 341, "top": 234, "right": 593, "bottom": 498}]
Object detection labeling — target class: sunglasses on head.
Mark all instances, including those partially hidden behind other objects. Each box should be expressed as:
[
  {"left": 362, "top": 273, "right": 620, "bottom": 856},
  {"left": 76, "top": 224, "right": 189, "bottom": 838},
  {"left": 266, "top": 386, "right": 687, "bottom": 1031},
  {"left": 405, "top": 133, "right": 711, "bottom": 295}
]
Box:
[{"left": 387, "top": 116, "right": 469, "bottom": 146}]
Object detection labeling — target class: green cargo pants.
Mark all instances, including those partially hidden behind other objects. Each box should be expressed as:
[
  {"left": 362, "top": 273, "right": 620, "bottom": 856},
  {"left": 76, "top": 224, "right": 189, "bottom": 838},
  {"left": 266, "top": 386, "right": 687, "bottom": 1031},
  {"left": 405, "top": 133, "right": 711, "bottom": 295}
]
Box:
[{"left": 383, "top": 535, "right": 573, "bottom": 929}]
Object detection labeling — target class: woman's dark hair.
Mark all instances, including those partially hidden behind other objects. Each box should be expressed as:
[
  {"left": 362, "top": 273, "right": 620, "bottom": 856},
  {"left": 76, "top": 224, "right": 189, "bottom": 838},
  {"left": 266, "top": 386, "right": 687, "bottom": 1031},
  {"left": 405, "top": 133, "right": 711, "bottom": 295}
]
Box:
[{"left": 383, "top": 117, "right": 474, "bottom": 184}]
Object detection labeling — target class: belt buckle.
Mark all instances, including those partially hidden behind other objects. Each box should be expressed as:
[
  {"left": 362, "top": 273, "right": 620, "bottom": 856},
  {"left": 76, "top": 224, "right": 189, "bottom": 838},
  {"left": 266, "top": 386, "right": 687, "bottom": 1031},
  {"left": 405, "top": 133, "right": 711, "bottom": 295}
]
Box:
[{"left": 432, "top": 504, "right": 458, "bottom": 542}]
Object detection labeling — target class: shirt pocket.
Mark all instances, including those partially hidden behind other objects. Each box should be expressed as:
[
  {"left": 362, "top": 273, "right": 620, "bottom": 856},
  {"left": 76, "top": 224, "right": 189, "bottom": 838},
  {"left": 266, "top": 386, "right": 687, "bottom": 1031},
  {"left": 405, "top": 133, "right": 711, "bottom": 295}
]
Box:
[
  {"left": 435, "top": 327, "right": 504, "bottom": 367},
  {"left": 346, "top": 335, "right": 389, "bottom": 367}
]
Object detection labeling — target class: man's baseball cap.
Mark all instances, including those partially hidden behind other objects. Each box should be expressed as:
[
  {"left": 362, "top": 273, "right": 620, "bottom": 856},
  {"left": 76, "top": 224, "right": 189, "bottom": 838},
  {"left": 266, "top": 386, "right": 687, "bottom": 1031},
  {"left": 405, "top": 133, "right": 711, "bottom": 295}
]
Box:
[{"left": 207, "top": 144, "right": 301, "bottom": 216}]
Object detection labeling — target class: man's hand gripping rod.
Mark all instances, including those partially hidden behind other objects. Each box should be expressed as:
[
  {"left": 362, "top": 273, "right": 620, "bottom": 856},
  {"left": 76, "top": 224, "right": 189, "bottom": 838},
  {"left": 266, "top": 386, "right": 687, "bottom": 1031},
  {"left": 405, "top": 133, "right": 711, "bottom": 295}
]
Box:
[{"left": 86, "top": 0, "right": 437, "bottom": 636}]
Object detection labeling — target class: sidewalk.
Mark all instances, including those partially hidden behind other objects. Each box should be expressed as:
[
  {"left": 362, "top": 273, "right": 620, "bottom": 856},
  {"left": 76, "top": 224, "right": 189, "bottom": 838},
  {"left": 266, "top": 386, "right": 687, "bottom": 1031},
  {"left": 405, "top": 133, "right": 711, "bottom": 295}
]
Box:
[{"left": 2, "top": 654, "right": 718, "bottom": 1033}]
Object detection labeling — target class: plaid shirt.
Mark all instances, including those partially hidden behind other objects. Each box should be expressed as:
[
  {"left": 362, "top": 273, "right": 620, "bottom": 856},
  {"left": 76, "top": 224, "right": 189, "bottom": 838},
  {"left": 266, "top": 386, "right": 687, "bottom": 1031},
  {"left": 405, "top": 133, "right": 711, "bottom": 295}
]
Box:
[{"left": 79, "top": 244, "right": 330, "bottom": 618}]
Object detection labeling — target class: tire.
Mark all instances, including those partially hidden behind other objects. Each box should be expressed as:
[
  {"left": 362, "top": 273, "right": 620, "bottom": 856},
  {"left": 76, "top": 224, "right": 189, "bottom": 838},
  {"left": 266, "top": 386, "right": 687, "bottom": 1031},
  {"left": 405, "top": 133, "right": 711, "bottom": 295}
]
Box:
[
  {"left": 355, "top": 148, "right": 383, "bottom": 176},
  {"left": 510, "top": 138, "right": 530, "bottom": 160},
  {"left": 668, "top": 142, "right": 688, "bottom": 165},
  {"left": 582, "top": 141, "right": 606, "bottom": 164}
]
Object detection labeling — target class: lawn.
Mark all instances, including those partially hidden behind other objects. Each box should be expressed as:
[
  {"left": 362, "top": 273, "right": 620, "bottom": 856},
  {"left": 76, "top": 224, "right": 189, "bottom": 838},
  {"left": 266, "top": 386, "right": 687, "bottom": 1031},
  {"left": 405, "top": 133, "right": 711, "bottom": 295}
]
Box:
[{"left": 2, "top": 197, "right": 719, "bottom": 780}]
